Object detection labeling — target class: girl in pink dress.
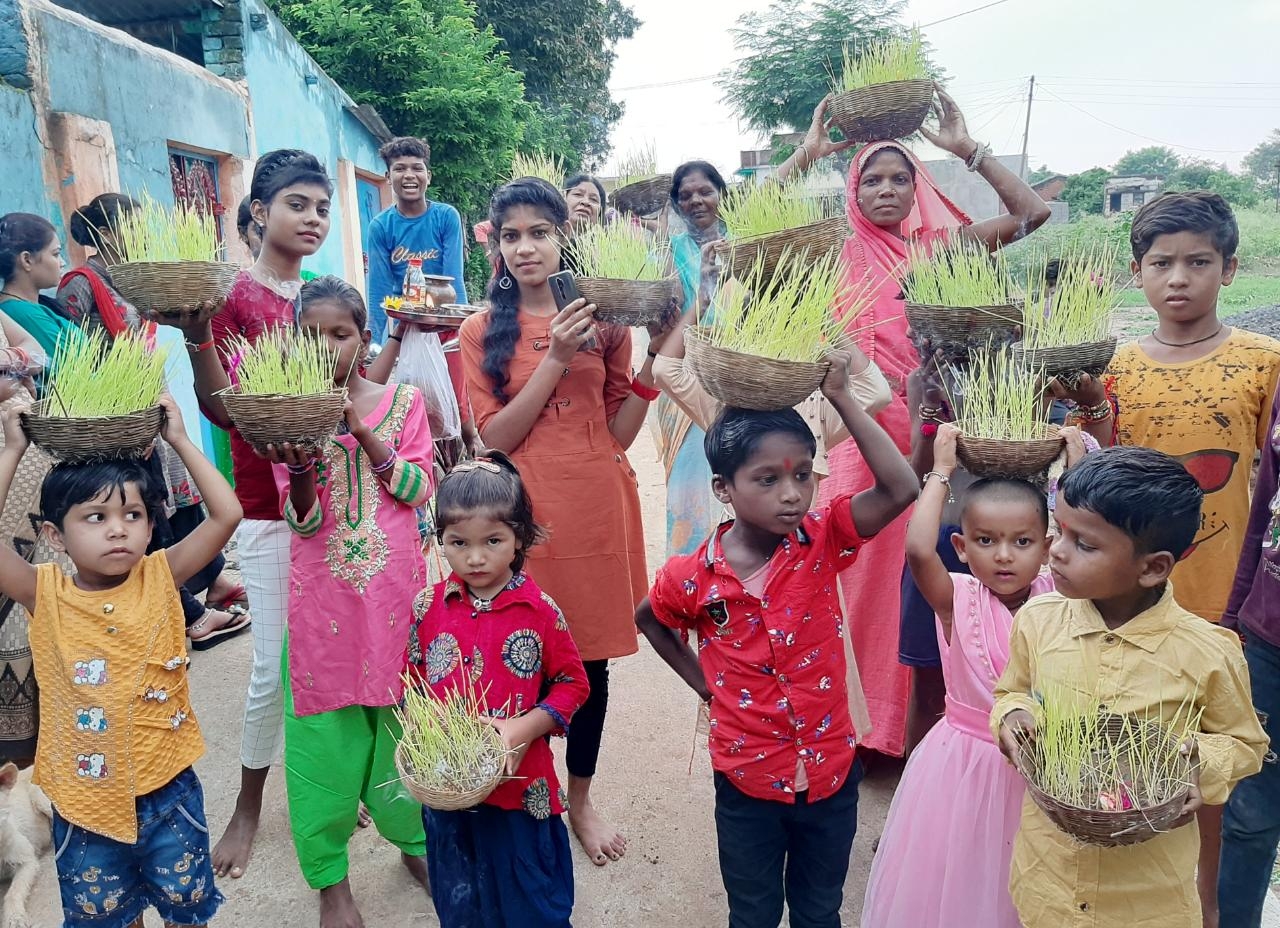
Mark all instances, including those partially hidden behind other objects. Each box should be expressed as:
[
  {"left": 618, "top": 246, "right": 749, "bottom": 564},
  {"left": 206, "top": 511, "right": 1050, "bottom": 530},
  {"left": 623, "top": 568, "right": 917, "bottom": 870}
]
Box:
[{"left": 862, "top": 424, "right": 1055, "bottom": 928}]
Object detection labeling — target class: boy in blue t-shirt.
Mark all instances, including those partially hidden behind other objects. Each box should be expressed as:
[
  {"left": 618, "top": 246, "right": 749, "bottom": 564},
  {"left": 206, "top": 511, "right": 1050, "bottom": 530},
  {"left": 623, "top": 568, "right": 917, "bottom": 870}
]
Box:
[{"left": 366, "top": 136, "right": 468, "bottom": 342}]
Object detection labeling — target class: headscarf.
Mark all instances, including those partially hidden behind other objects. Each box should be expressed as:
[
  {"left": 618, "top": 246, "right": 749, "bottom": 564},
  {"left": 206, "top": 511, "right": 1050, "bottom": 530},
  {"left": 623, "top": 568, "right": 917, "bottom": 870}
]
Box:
[{"left": 839, "top": 141, "right": 970, "bottom": 398}]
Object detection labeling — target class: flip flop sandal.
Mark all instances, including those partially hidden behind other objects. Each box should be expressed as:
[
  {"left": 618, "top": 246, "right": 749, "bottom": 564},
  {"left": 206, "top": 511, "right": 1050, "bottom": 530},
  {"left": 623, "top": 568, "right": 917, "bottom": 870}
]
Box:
[
  {"left": 188, "top": 605, "right": 252, "bottom": 652},
  {"left": 205, "top": 583, "right": 249, "bottom": 612}
]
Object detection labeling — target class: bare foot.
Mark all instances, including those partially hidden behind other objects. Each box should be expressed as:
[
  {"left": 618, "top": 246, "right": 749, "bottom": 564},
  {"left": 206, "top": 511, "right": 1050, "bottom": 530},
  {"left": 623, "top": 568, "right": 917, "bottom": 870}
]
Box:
[
  {"left": 213, "top": 797, "right": 261, "bottom": 878},
  {"left": 319, "top": 879, "right": 365, "bottom": 928},
  {"left": 401, "top": 852, "right": 431, "bottom": 896},
  {"left": 568, "top": 796, "right": 626, "bottom": 867},
  {"left": 357, "top": 803, "right": 372, "bottom": 829}
]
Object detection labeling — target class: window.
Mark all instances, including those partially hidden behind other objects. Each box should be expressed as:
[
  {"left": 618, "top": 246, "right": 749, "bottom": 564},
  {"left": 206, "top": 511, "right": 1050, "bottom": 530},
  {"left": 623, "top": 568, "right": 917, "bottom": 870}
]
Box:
[{"left": 169, "top": 148, "right": 225, "bottom": 242}]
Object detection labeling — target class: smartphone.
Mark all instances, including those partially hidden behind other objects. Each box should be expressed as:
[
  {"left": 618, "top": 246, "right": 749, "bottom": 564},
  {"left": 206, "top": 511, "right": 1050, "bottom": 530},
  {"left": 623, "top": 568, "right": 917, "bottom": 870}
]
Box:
[{"left": 547, "top": 270, "right": 596, "bottom": 352}]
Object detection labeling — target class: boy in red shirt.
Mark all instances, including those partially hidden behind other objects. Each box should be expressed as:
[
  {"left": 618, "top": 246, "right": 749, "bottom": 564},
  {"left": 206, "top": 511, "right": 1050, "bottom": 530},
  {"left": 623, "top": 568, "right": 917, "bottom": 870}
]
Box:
[{"left": 636, "top": 353, "right": 918, "bottom": 927}]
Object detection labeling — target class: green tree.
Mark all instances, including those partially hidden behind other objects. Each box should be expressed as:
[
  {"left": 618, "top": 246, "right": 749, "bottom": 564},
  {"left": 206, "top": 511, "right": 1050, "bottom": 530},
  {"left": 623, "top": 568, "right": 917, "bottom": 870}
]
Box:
[
  {"left": 1027, "top": 164, "right": 1058, "bottom": 184},
  {"left": 719, "top": 0, "right": 935, "bottom": 136},
  {"left": 1164, "top": 160, "right": 1261, "bottom": 208},
  {"left": 1111, "top": 146, "right": 1181, "bottom": 178},
  {"left": 474, "top": 0, "right": 638, "bottom": 167},
  {"left": 1062, "top": 168, "right": 1108, "bottom": 219},
  {"left": 1243, "top": 130, "right": 1280, "bottom": 186}
]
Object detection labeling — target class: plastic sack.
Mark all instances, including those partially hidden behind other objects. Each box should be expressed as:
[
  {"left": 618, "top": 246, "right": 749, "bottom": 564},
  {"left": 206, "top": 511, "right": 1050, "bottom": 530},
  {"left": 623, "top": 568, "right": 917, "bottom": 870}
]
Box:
[{"left": 395, "top": 326, "right": 461, "bottom": 440}]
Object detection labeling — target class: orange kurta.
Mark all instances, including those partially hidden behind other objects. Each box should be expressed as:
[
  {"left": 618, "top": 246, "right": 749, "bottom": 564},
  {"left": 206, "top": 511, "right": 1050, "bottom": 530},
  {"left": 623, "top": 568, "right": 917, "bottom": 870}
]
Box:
[{"left": 459, "top": 311, "right": 646, "bottom": 661}]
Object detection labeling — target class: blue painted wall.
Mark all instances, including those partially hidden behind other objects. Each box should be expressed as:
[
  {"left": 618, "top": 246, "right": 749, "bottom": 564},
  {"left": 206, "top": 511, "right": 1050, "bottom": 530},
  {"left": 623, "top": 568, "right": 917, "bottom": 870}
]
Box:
[{"left": 0, "top": 85, "right": 50, "bottom": 221}]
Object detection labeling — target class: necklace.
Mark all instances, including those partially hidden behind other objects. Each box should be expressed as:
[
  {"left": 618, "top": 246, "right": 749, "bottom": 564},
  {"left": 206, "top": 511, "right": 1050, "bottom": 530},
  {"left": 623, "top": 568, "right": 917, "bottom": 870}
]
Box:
[
  {"left": 0, "top": 290, "right": 25, "bottom": 302},
  {"left": 1150, "top": 324, "right": 1223, "bottom": 348}
]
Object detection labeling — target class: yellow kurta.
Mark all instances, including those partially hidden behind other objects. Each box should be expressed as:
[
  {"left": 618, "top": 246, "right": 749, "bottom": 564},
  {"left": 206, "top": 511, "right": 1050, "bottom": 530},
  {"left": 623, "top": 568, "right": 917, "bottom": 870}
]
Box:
[
  {"left": 991, "top": 587, "right": 1267, "bottom": 928},
  {"left": 1108, "top": 331, "right": 1280, "bottom": 620}
]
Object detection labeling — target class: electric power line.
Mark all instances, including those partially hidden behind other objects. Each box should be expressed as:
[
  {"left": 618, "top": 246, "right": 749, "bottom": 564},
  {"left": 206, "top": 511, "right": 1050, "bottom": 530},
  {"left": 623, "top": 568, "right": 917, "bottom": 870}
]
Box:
[{"left": 1036, "top": 85, "right": 1253, "bottom": 154}]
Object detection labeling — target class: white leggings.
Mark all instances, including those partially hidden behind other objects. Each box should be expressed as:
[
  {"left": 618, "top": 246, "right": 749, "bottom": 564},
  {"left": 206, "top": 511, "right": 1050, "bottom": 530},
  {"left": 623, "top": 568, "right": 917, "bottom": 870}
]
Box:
[{"left": 236, "top": 518, "right": 291, "bottom": 769}]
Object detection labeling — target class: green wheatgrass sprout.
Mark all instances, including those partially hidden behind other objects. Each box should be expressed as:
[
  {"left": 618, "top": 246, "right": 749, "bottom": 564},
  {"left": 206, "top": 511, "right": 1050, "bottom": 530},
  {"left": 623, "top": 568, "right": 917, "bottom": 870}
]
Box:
[
  {"left": 45, "top": 329, "right": 168, "bottom": 417},
  {"left": 902, "top": 238, "right": 1015, "bottom": 307},
  {"left": 720, "top": 182, "right": 824, "bottom": 240},
  {"left": 510, "top": 151, "right": 566, "bottom": 186},
  {"left": 395, "top": 674, "right": 505, "bottom": 795},
  {"left": 568, "top": 223, "right": 670, "bottom": 281},
  {"left": 231, "top": 329, "right": 341, "bottom": 396},
  {"left": 834, "top": 28, "right": 929, "bottom": 93},
  {"left": 1026, "top": 685, "right": 1202, "bottom": 811},
  {"left": 1022, "top": 242, "right": 1123, "bottom": 347},
  {"left": 615, "top": 141, "right": 659, "bottom": 187},
  {"left": 708, "top": 250, "right": 862, "bottom": 363},
  {"left": 950, "top": 349, "right": 1046, "bottom": 441},
  {"left": 112, "top": 191, "right": 221, "bottom": 263}
]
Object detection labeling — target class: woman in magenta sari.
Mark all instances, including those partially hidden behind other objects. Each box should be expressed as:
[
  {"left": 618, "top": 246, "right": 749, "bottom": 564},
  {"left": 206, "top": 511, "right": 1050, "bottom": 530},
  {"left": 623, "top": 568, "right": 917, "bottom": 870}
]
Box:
[{"left": 774, "top": 86, "right": 1050, "bottom": 757}]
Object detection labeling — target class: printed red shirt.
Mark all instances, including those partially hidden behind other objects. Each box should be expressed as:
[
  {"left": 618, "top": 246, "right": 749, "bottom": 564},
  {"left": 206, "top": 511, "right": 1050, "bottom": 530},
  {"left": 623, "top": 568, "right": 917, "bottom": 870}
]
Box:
[
  {"left": 208, "top": 271, "right": 296, "bottom": 520},
  {"left": 405, "top": 572, "right": 588, "bottom": 818},
  {"left": 648, "top": 495, "right": 865, "bottom": 803}
]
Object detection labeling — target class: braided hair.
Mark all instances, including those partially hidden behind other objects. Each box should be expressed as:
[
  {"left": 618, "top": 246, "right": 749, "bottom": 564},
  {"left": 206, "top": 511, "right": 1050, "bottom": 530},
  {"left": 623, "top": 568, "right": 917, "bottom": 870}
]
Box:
[{"left": 250, "top": 149, "right": 333, "bottom": 206}]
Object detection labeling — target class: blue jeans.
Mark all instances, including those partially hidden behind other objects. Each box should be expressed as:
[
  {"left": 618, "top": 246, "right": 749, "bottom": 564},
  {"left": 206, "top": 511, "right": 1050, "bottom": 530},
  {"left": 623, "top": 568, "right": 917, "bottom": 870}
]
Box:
[
  {"left": 714, "top": 760, "right": 863, "bottom": 928},
  {"left": 1219, "top": 634, "right": 1280, "bottom": 927}
]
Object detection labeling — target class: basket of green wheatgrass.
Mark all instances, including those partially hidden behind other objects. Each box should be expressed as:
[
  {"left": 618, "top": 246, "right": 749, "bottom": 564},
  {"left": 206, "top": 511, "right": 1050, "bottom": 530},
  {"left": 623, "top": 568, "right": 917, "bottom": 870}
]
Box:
[
  {"left": 567, "top": 223, "right": 679, "bottom": 327},
  {"left": 219, "top": 330, "right": 347, "bottom": 454},
  {"left": 395, "top": 668, "right": 507, "bottom": 811},
  {"left": 1014, "top": 686, "right": 1198, "bottom": 847},
  {"left": 949, "top": 349, "right": 1063, "bottom": 478},
  {"left": 509, "top": 150, "right": 567, "bottom": 186},
  {"left": 721, "top": 181, "right": 847, "bottom": 284},
  {"left": 20, "top": 330, "right": 168, "bottom": 462},
  {"left": 826, "top": 30, "right": 935, "bottom": 143},
  {"left": 685, "top": 250, "right": 867, "bottom": 411},
  {"left": 903, "top": 239, "right": 1024, "bottom": 362},
  {"left": 1012, "top": 243, "right": 1120, "bottom": 387},
  {"left": 610, "top": 143, "right": 671, "bottom": 218},
  {"left": 106, "top": 192, "right": 237, "bottom": 326}
]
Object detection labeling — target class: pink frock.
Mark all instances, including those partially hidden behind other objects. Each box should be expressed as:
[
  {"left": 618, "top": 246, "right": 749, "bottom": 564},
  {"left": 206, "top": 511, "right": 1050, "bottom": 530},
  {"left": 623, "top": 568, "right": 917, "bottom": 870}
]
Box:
[{"left": 861, "top": 572, "right": 1053, "bottom": 928}]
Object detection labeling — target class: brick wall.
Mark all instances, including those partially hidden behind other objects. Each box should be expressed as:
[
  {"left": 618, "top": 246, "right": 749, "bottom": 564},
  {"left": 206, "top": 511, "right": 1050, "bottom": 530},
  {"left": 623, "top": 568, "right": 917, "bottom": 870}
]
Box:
[{"left": 201, "top": 0, "right": 243, "bottom": 79}]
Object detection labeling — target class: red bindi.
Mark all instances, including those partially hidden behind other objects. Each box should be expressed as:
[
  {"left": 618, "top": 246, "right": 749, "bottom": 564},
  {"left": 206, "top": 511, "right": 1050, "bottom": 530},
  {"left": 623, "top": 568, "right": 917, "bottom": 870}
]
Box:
[{"left": 784, "top": 458, "right": 793, "bottom": 470}]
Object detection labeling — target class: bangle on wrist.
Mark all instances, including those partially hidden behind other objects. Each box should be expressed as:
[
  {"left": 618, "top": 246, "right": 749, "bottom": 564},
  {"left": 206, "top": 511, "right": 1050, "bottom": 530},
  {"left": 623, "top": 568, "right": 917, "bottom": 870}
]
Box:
[
  {"left": 923, "top": 470, "right": 955, "bottom": 502},
  {"left": 186, "top": 338, "right": 214, "bottom": 354},
  {"left": 1076, "top": 399, "right": 1113, "bottom": 422},
  {"left": 286, "top": 460, "right": 315, "bottom": 475},
  {"left": 631, "top": 377, "right": 660, "bottom": 402},
  {"left": 964, "top": 141, "right": 991, "bottom": 172},
  {"left": 388, "top": 334, "right": 403, "bottom": 343},
  {"left": 370, "top": 445, "right": 398, "bottom": 475}
]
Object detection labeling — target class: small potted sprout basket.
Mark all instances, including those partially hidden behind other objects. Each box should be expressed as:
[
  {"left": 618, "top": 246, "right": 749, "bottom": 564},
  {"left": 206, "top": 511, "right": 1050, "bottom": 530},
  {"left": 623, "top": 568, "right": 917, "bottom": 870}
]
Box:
[
  {"left": 21, "top": 331, "right": 168, "bottom": 463},
  {"left": 219, "top": 330, "right": 346, "bottom": 454},
  {"left": 721, "top": 181, "right": 846, "bottom": 284},
  {"left": 951, "top": 350, "right": 1063, "bottom": 478},
  {"left": 568, "top": 223, "right": 679, "bottom": 327},
  {"left": 686, "top": 250, "right": 863, "bottom": 411},
  {"left": 509, "top": 150, "right": 567, "bottom": 185},
  {"left": 1015, "top": 689, "right": 1198, "bottom": 847},
  {"left": 394, "top": 673, "right": 507, "bottom": 811},
  {"left": 827, "top": 30, "right": 934, "bottom": 143},
  {"left": 108, "top": 192, "right": 237, "bottom": 326},
  {"left": 610, "top": 143, "right": 671, "bottom": 218},
  {"left": 903, "top": 239, "right": 1024, "bottom": 362},
  {"left": 1013, "top": 243, "right": 1121, "bottom": 386}
]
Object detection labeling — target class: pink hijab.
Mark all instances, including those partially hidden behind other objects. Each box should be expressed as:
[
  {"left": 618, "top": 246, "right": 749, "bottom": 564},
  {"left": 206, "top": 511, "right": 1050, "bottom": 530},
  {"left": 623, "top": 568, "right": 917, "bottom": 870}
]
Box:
[{"left": 839, "top": 141, "right": 970, "bottom": 403}]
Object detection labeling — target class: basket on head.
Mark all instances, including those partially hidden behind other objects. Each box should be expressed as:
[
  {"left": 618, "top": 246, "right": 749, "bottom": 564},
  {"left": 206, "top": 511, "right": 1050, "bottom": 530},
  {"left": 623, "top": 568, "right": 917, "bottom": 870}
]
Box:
[
  {"left": 612, "top": 175, "right": 673, "bottom": 217},
  {"left": 684, "top": 326, "right": 831, "bottom": 411},
  {"left": 956, "top": 425, "right": 1064, "bottom": 479},
  {"left": 394, "top": 736, "right": 504, "bottom": 812},
  {"left": 577, "top": 277, "right": 679, "bottom": 327},
  {"left": 727, "top": 216, "right": 847, "bottom": 283},
  {"left": 1017, "top": 713, "right": 1193, "bottom": 847},
  {"left": 1011, "top": 337, "right": 1118, "bottom": 386},
  {"left": 219, "top": 389, "right": 346, "bottom": 455},
  {"left": 108, "top": 261, "right": 238, "bottom": 324},
  {"left": 905, "top": 301, "right": 1023, "bottom": 361},
  {"left": 827, "top": 79, "right": 935, "bottom": 144},
  {"left": 20, "top": 401, "right": 164, "bottom": 463}
]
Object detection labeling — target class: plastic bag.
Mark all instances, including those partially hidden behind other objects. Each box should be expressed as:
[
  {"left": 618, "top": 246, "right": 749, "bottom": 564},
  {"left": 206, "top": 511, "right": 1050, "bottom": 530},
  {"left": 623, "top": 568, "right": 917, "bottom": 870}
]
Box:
[{"left": 395, "top": 327, "right": 461, "bottom": 440}]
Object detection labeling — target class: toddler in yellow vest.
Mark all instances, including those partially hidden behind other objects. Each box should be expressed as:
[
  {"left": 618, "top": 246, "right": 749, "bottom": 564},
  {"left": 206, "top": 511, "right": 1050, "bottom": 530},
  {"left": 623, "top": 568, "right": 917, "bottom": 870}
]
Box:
[{"left": 0, "top": 395, "right": 242, "bottom": 928}]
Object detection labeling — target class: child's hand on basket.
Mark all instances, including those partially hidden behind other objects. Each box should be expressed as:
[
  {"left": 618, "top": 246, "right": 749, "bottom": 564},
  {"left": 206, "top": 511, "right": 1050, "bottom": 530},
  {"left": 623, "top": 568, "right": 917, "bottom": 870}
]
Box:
[
  {"left": 157, "top": 393, "right": 189, "bottom": 446},
  {"left": 932, "top": 423, "right": 960, "bottom": 471},
  {"left": 0, "top": 401, "right": 31, "bottom": 456},
  {"left": 259, "top": 442, "right": 319, "bottom": 471},
  {"left": 1171, "top": 738, "right": 1203, "bottom": 827},
  {"left": 998, "top": 709, "right": 1037, "bottom": 766},
  {"left": 487, "top": 715, "right": 536, "bottom": 778},
  {"left": 820, "top": 349, "right": 853, "bottom": 399}
]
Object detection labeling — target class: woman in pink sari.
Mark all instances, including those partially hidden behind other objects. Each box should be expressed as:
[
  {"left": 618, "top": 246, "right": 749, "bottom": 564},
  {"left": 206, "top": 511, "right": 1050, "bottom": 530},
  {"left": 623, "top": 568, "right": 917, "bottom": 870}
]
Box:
[{"left": 774, "top": 86, "right": 1050, "bottom": 757}]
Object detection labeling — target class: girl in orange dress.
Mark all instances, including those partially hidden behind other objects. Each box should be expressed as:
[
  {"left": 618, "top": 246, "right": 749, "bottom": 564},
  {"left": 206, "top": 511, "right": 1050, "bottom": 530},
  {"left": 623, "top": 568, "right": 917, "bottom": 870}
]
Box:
[{"left": 458, "top": 177, "right": 655, "bottom": 867}]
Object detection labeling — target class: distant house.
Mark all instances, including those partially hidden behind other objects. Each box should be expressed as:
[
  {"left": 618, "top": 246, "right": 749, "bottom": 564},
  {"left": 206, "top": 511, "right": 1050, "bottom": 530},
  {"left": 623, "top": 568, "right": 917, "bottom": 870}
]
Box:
[
  {"left": 1032, "top": 174, "right": 1069, "bottom": 202},
  {"left": 1104, "top": 176, "right": 1164, "bottom": 216}
]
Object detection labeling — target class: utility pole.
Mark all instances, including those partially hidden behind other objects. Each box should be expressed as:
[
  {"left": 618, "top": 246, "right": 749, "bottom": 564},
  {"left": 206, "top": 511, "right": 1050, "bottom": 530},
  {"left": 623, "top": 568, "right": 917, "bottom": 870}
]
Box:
[
  {"left": 1275, "top": 159, "right": 1279, "bottom": 212},
  {"left": 1019, "top": 75, "right": 1036, "bottom": 180}
]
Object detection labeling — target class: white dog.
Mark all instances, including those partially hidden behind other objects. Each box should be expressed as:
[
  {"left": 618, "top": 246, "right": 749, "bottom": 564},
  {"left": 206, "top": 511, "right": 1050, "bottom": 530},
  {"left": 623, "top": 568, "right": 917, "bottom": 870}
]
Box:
[{"left": 0, "top": 763, "right": 51, "bottom": 928}]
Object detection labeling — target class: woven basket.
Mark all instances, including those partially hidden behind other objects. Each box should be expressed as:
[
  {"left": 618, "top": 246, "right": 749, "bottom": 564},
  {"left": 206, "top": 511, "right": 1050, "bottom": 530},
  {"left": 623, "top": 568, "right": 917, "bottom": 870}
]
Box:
[
  {"left": 684, "top": 327, "right": 830, "bottom": 411},
  {"left": 827, "top": 79, "right": 935, "bottom": 143},
  {"left": 394, "top": 737, "right": 503, "bottom": 812},
  {"left": 727, "top": 216, "right": 847, "bottom": 282},
  {"left": 577, "top": 277, "right": 679, "bottom": 327},
  {"left": 1018, "top": 713, "right": 1192, "bottom": 847},
  {"left": 1012, "top": 337, "right": 1118, "bottom": 384},
  {"left": 612, "top": 175, "right": 673, "bottom": 217},
  {"left": 956, "top": 426, "right": 1064, "bottom": 479},
  {"left": 20, "top": 402, "right": 163, "bottom": 463},
  {"left": 905, "top": 301, "right": 1023, "bottom": 360},
  {"left": 220, "top": 388, "right": 346, "bottom": 454},
  {"left": 108, "top": 261, "right": 238, "bottom": 320}
]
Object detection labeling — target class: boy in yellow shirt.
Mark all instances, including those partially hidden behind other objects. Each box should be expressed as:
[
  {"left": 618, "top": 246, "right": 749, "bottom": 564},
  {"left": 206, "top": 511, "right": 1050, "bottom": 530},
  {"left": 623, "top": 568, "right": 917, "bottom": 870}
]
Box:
[
  {"left": 993, "top": 447, "right": 1266, "bottom": 928},
  {"left": 0, "top": 396, "right": 242, "bottom": 928}
]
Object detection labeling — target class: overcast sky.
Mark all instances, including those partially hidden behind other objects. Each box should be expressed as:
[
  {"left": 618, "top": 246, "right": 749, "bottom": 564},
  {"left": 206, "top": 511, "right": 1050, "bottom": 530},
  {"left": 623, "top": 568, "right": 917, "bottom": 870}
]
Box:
[{"left": 605, "top": 0, "right": 1280, "bottom": 180}]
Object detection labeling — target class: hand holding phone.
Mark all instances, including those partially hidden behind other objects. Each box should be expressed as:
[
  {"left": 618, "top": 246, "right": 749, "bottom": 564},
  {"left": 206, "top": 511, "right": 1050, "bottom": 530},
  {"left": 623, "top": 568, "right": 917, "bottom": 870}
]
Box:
[{"left": 548, "top": 270, "right": 597, "bottom": 354}]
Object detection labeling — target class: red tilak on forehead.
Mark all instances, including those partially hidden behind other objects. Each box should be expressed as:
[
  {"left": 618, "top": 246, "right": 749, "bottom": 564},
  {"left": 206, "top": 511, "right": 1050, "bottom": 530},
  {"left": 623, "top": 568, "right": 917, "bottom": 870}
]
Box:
[{"left": 784, "top": 458, "right": 793, "bottom": 470}]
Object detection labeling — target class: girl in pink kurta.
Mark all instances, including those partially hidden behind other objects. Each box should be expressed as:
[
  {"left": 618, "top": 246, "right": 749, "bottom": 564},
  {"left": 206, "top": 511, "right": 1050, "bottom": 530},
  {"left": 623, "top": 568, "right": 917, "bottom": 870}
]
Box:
[{"left": 270, "top": 276, "right": 433, "bottom": 925}]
